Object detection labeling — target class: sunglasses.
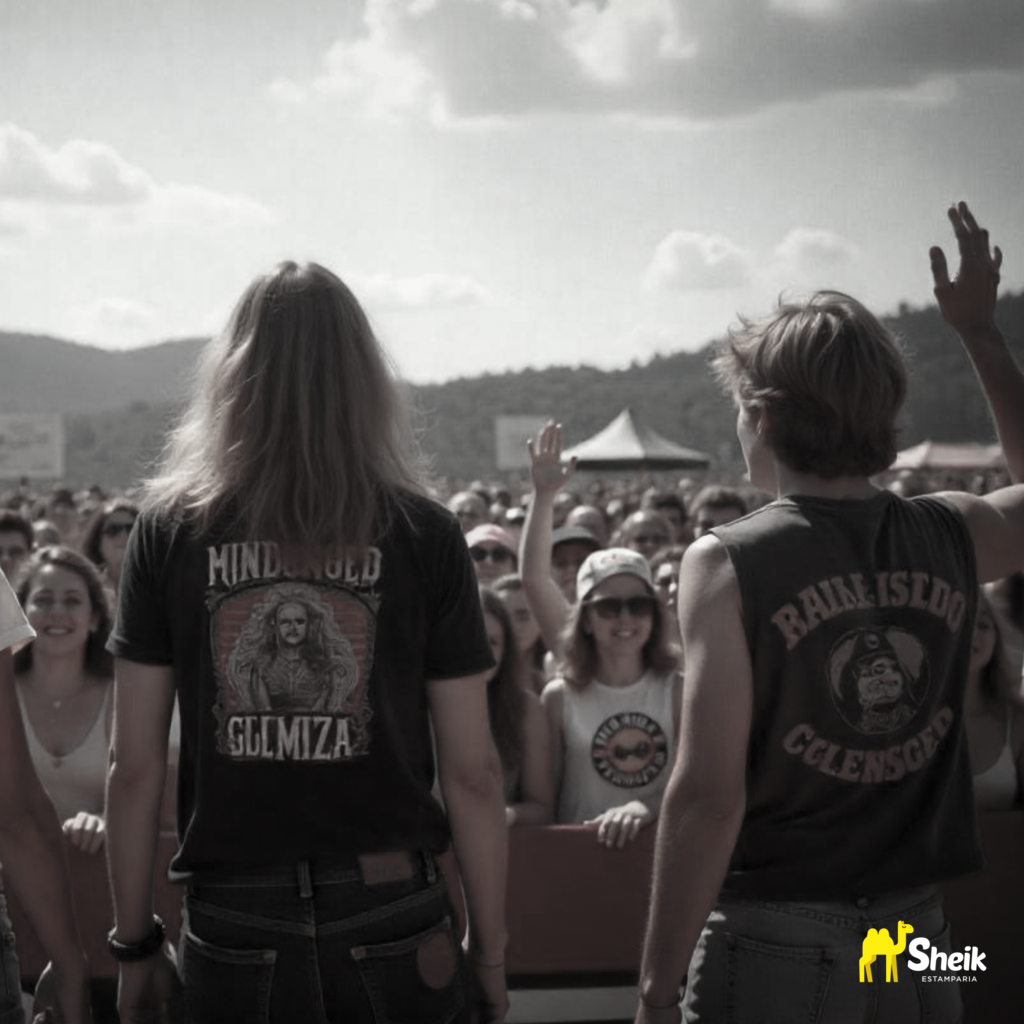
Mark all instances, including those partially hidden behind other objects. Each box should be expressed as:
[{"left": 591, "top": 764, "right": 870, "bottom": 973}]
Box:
[
  {"left": 470, "top": 546, "right": 514, "bottom": 564},
  {"left": 584, "top": 595, "right": 657, "bottom": 620},
  {"left": 101, "top": 521, "right": 135, "bottom": 538}
]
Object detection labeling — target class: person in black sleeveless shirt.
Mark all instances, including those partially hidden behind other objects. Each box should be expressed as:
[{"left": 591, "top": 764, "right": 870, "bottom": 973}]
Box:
[{"left": 636, "top": 203, "right": 1024, "bottom": 1024}]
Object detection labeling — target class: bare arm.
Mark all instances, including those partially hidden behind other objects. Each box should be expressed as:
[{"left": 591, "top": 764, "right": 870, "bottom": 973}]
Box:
[
  {"left": 105, "top": 659, "right": 181, "bottom": 1022},
  {"left": 931, "top": 202, "right": 1024, "bottom": 483},
  {"left": 508, "top": 691, "right": 554, "bottom": 826},
  {"left": 0, "top": 649, "right": 91, "bottom": 1024},
  {"left": 521, "top": 423, "right": 575, "bottom": 655},
  {"left": 430, "top": 671, "right": 509, "bottom": 1023},
  {"left": 539, "top": 680, "right": 565, "bottom": 816},
  {"left": 635, "top": 538, "right": 751, "bottom": 1022}
]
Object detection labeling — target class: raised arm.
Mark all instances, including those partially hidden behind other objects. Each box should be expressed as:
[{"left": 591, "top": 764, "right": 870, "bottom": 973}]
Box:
[
  {"left": 0, "top": 648, "right": 91, "bottom": 1024},
  {"left": 520, "top": 423, "right": 576, "bottom": 655},
  {"left": 931, "top": 202, "right": 1024, "bottom": 580},
  {"left": 429, "top": 671, "right": 509, "bottom": 1023},
  {"left": 635, "top": 538, "right": 751, "bottom": 1022},
  {"left": 931, "top": 201, "right": 1024, "bottom": 483}
]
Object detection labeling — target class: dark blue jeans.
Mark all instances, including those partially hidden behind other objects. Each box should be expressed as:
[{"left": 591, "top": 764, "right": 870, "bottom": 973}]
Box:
[
  {"left": 682, "top": 885, "right": 963, "bottom": 1024},
  {"left": 179, "top": 852, "right": 468, "bottom": 1024}
]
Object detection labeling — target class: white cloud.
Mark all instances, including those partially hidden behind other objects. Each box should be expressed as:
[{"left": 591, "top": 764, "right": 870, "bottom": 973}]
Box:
[
  {"left": 0, "top": 123, "right": 276, "bottom": 230},
  {"left": 0, "top": 122, "right": 149, "bottom": 204},
  {"left": 353, "top": 271, "right": 490, "bottom": 310},
  {"left": 644, "top": 230, "right": 753, "bottom": 291},
  {"left": 773, "top": 227, "right": 859, "bottom": 275},
  {"left": 280, "top": 0, "right": 1024, "bottom": 123},
  {"left": 268, "top": 77, "right": 308, "bottom": 104},
  {"left": 68, "top": 296, "right": 160, "bottom": 348},
  {"left": 645, "top": 225, "right": 857, "bottom": 293}
]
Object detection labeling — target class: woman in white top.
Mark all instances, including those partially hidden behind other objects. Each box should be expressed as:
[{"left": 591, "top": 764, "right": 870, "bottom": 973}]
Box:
[
  {"left": 0, "top": 567, "right": 91, "bottom": 1023},
  {"left": 542, "top": 548, "right": 682, "bottom": 849},
  {"left": 966, "top": 585, "right": 1024, "bottom": 810},
  {"left": 14, "top": 546, "right": 113, "bottom": 855}
]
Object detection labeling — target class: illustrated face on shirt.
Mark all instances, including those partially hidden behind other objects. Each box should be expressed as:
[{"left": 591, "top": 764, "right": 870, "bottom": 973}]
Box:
[
  {"left": 855, "top": 654, "right": 906, "bottom": 711},
  {"left": 275, "top": 602, "right": 309, "bottom": 648}
]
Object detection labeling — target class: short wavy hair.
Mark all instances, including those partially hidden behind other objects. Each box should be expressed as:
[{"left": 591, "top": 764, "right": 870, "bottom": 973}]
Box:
[{"left": 712, "top": 291, "right": 907, "bottom": 479}]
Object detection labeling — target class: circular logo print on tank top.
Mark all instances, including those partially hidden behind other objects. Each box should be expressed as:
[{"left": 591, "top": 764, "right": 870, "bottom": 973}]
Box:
[{"left": 590, "top": 712, "right": 669, "bottom": 788}]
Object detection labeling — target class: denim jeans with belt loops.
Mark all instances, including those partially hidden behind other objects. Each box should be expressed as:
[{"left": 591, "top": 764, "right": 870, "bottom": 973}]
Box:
[
  {"left": 179, "top": 852, "right": 468, "bottom": 1024},
  {"left": 681, "top": 885, "right": 963, "bottom": 1024}
]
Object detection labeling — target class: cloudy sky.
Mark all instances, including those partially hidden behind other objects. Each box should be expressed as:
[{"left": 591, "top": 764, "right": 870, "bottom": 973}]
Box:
[{"left": 3, "top": 0, "right": 1023, "bottom": 384}]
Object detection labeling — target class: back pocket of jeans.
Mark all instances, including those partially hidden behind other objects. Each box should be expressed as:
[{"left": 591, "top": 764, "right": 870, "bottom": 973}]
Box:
[
  {"left": 352, "top": 915, "right": 465, "bottom": 1024},
  {"left": 182, "top": 928, "right": 277, "bottom": 1024},
  {"left": 725, "top": 932, "right": 836, "bottom": 1024}
]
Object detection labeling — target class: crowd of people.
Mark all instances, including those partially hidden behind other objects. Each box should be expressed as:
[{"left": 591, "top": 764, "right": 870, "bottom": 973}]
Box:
[{"left": 0, "top": 202, "right": 1020, "bottom": 1023}]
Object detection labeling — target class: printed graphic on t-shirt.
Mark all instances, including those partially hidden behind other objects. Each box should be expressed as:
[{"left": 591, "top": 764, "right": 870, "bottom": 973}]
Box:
[
  {"left": 771, "top": 568, "right": 969, "bottom": 782},
  {"left": 206, "top": 543, "right": 380, "bottom": 763},
  {"left": 590, "top": 712, "right": 669, "bottom": 789},
  {"left": 828, "top": 626, "right": 930, "bottom": 735}
]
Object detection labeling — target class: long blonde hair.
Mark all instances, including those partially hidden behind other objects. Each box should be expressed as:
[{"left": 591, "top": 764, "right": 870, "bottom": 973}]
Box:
[{"left": 145, "top": 261, "right": 426, "bottom": 556}]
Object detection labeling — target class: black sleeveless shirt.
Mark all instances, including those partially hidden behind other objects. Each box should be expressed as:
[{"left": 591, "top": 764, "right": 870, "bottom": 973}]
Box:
[{"left": 713, "top": 490, "right": 981, "bottom": 900}]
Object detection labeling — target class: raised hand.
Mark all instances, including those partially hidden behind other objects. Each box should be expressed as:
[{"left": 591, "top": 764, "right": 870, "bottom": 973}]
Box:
[
  {"left": 527, "top": 422, "right": 577, "bottom": 496},
  {"left": 930, "top": 201, "right": 1003, "bottom": 342}
]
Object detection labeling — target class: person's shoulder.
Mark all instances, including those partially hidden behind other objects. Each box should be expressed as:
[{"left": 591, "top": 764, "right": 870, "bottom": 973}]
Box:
[{"left": 391, "top": 490, "right": 460, "bottom": 535}]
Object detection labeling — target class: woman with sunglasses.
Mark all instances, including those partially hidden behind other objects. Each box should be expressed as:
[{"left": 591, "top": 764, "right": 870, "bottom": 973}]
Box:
[
  {"left": 80, "top": 498, "right": 139, "bottom": 595},
  {"left": 542, "top": 548, "right": 681, "bottom": 849},
  {"left": 465, "top": 524, "right": 518, "bottom": 585}
]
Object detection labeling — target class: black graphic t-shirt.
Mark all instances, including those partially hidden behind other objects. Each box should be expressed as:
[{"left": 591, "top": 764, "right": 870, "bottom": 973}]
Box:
[
  {"left": 108, "top": 493, "right": 495, "bottom": 878},
  {"left": 713, "top": 490, "right": 981, "bottom": 899}
]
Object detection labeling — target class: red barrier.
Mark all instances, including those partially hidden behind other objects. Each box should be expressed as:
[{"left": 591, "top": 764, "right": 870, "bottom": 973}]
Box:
[{"left": 7, "top": 815, "right": 1021, "bottom": 1022}]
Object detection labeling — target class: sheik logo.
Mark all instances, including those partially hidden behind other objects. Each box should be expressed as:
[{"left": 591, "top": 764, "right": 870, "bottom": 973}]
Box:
[
  {"left": 860, "top": 921, "right": 914, "bottom": 982},
  {"left": 590, "top": 713, "right": 669, "bottom": 789},
  {"left": 860, "top": 921, "right": 986, "bottom": 984}
]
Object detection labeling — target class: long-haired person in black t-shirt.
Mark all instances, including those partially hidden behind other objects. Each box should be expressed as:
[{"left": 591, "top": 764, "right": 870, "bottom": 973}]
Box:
[{"left": 105, "top": 262, "right": 508, "bottom": 1024}]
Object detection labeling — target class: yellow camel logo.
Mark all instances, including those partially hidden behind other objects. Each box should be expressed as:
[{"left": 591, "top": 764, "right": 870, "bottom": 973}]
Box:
[{"left": 859, "top": 921, "right": 915, "bottom": 982}]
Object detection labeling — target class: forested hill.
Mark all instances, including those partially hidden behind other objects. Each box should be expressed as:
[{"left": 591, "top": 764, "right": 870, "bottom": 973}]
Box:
[
  {"left": 415, "top": 292, "right": 1024, "bottom": 485},
  {"left": 2, "top": 292, "right": 1022, "bottom": 489}
]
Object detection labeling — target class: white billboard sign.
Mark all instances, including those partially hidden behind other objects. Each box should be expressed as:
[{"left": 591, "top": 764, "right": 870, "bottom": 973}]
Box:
[
  {"left": 0, "top": 414, "right": 65, "bottom": 480},
  {"left": 494, "top": 415, "right": 550, "bottom": 471}
]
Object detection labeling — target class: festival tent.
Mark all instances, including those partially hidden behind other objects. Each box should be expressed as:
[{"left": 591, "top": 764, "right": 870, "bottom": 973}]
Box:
[
  {"left": 563, "top": 408, "right": 712, "bottom": 471},
  {"left": 890, "top": 440, "right": 1003, "bottom": 472}
]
